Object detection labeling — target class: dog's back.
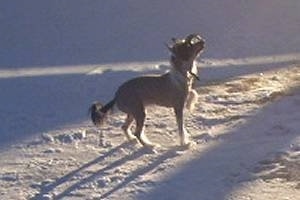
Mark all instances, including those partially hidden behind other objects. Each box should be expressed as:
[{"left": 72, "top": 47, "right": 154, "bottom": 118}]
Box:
[{"left": 115, "top": 72, "right": 187, "bottom": 112}]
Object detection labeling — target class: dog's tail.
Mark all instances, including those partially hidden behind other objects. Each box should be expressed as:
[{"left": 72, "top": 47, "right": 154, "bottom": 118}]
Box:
[{"left": 89, "top": 99, "right": 116, "bottom": 126}]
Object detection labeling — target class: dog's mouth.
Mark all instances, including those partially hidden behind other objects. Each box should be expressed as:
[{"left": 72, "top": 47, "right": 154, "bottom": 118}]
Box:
[{"left": 192, "top": 39, "right": 205, "bottom": 55}]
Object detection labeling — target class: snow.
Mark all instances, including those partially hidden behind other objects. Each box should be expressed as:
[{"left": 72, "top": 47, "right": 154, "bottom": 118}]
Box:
[{"left": 0, "top": 1, "right": 300, "bottom": 200}]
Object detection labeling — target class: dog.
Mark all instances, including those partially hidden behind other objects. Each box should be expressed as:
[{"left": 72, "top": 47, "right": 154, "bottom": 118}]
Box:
[{"left": 89, "top": 33, "right": 205, "bottom": 148}]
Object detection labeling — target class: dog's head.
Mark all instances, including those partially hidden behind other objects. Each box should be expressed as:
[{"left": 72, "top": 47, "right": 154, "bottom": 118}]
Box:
[
  {"left": 167, "top": 33, "right": 205, "bottom": 61},
  {"left": 167, "top": 33, "right": 205, "bottom": 80}
]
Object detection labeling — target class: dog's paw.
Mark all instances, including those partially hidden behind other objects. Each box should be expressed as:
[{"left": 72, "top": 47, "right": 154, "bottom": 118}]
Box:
[
  {"left": 128, "top": 138, "right": 139, "bottom": 146},
  {"left": 125, "top": 134, "right": 138, "bottom": 142},
  {"left": 138, "top": 135, "right": 156, "bottom": 148},
  {"left": 142, "top": 145, "right": 158, "bottom": 154},
  {"left": 180, "top": 140, "right": 196, "bottom": 150}
]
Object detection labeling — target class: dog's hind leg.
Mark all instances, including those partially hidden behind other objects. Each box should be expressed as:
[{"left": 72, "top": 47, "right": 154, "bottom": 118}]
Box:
[
  {"left": 174, "top": 107, "right": 190, "bottom": 146},
  {"left": 133, "top": 107, "right": 154, "bottom": 147},
  {"left": 121, "top": 114, "right": 136, "bottom": 141}
]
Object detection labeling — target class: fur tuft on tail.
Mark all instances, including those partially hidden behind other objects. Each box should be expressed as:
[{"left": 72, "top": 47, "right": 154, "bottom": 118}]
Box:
[{"left": 89, "top": 99, "right": 116, "bottom": 126}]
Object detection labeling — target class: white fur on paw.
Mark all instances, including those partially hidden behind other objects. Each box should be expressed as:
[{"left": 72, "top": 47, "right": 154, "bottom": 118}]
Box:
[
  {"left": 140, "top": 134, "right": 155, "bottom": 147},
  {"left": 181, "top": 140, "right": 196, "bottom": 149},
  {"left": 125, "top": 134, "right": 137, "bottom": 141}
]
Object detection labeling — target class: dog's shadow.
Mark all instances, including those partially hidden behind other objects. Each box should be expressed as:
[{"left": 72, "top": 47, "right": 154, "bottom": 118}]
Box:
[{"left": 30, "top": 141, "right": 180, "bottom": 200}]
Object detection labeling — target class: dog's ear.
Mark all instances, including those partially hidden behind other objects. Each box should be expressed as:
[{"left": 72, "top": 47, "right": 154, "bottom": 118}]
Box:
[
  {"left": 172, "top": 37, "right": 182, "bottom": 43},
  {"left": 166, "top": 36, "right": 187, "bottom": 53},
  {"left": 165, "top": 42, "right": 173, "bottom": 53}
]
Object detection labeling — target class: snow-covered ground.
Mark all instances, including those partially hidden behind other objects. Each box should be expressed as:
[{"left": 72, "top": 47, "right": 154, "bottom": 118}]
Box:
[
  {"left": 0, "top": 61, "right": 299, "bottom": 200},
  {"left": 0, "top": 1, "right": 300, "bottom": 200}
]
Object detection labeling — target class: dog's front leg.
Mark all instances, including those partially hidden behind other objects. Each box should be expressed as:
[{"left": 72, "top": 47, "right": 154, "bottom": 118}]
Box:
[
  {"left": 174, "top": 107, "right": 190, "bottom": 146},
  {"left": 186, "top": 89, "right": 198, "bottom": 111}
]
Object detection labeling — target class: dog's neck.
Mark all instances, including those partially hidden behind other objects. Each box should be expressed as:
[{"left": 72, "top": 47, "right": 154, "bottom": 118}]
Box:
[
  {"left": 170, "top": 55, "right": 197, "bottom": 79},
  {"left": 169, "top": 56, "right": 197, "bottom": 89}
]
